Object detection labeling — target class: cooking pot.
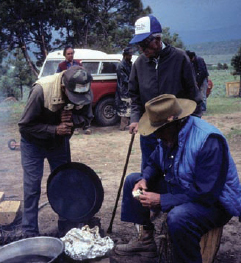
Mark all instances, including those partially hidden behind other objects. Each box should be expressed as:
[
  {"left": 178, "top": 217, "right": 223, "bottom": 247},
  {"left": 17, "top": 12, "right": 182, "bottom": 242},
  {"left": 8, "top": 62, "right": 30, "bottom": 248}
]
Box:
[
  {"left": 47, "top": 162, "right": 104, "bottom": 222},
  {"left": 0, "top": 236, "right": 64, "bottom": 263}
]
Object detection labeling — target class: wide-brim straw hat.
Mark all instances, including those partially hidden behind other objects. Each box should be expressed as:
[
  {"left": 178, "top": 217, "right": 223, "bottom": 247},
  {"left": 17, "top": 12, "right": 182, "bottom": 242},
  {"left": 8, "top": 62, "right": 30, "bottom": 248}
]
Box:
[{"left": 138, "top": 94, "right": 197, "bottom": 136}]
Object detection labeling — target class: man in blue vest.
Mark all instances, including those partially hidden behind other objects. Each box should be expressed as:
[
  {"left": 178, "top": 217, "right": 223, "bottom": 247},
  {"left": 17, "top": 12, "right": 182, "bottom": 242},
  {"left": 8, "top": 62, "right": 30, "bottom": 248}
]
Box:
[{"left": 115, "top": 94, "right": 241, "bottom": 263}]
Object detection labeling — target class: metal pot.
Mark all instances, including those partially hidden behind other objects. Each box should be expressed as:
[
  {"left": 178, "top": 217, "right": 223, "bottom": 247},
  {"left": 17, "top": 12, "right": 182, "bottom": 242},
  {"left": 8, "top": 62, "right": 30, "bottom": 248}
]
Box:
[
  {"left": 0, "top": 236, "right": 64, "bottom": 263},
  {"left": 47, "top": 162, "right": 104, "bottom": 222}
]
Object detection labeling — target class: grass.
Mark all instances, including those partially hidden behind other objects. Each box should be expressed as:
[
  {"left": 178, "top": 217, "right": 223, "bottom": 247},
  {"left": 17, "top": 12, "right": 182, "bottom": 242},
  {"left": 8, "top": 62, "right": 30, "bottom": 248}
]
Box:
[
  {"left": 204, "top": 69, "right": 241, "bottom": 115},
  {"left": 205, "top": 97, "right": 241, "bottom": 115}
]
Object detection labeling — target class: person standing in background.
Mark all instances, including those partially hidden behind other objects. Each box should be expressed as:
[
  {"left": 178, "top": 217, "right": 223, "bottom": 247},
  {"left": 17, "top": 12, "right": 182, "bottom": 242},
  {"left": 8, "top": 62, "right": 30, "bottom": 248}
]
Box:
[
  {"left": 56, "top": 46, "right": 82, "bottom": 73},
  {"left": 186, "top": 50, "right": 209, "bottom": 112},
  {"left": 115, "top": 47, "right": 133, "bottom": 131}
]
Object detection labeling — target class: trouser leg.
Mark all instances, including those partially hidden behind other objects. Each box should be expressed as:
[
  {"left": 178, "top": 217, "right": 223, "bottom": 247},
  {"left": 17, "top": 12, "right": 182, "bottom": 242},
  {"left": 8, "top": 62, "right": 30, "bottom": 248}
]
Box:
[
  {"left": 47, "top": 139, "right": 77, "bottom": 237},
  {"left": 47, "top": 138, "right": 71, "bottom": 171},
  {"left": 21, "top": 138, "right": 45, "bottom": 235},
  {"left": 200, "top": 78, "right": 208, "bottom": 111},
  {"left": 167, "top": 202, "right": 232, "bottom": 263},
  {"left": 119, "top": 116, "right": 129, "bottom": 130},
  {"left": 121, "top": 173, "right": 151, "bottom": 225},
  {"left": 140, "top": 134, "right": 158, "bottom": 172}
]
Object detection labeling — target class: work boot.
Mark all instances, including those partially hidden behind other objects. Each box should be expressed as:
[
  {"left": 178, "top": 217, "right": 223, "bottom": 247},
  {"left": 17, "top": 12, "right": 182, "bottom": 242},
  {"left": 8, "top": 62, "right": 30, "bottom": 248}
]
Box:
[{"left": 114, "top": 226, "right": 157, "bottom": 258}]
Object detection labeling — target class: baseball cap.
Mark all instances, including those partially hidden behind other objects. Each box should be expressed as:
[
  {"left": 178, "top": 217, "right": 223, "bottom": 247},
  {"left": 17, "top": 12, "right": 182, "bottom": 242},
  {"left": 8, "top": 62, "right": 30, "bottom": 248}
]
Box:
[
  {"left": 129, "top": 15, "right": 162, "bottom": 44},
  {"left": 63, "top": 66, "right": 93, "bottom": 105}
]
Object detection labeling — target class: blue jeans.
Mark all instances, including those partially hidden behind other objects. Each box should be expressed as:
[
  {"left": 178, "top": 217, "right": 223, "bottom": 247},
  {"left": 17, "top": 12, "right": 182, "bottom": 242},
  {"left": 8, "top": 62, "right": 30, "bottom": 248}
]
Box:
[
  {"left": 140, "top": 134, "right": 158, "bottom": 172},
  {"left": 121, "top": 173, "right": 232, "bottom": 263},
  {"left": 200, "top": 78, "right": 208, "bottom": 111},
  {"left": 21, "top": 137, "right": 71, "bottom": 234}
]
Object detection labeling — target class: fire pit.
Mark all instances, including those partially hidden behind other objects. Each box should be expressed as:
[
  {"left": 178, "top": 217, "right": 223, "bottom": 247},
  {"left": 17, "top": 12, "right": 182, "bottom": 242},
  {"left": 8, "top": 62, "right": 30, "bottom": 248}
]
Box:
[{"left": 0, "top": 236, "right": 64, "bottom": 263}]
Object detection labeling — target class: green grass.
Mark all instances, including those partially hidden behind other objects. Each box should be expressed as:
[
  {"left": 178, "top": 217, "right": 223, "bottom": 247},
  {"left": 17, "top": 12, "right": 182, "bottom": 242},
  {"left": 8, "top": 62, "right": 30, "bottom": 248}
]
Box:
[
  {"left": 205, "top": 97, "right": 241, "bottom": 115},
  {"left": 204, "top": 69, "right": 241, "bottom": 115},
  {"left": 0, "top": 101, "right": 25, "bottom": 124}
]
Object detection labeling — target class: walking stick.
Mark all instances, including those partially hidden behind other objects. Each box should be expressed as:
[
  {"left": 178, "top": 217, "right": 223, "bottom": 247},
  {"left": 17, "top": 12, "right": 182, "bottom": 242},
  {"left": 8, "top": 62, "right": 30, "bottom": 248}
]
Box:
[{"left": 107, "top": 133, "right": 135, "bottom": 233}]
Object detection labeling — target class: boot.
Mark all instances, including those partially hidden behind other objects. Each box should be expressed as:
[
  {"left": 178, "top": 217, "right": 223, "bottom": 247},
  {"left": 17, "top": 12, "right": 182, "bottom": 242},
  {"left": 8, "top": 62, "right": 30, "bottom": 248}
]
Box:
[{"left": 114, "top": 225, "right": 157, "bottom": 258}]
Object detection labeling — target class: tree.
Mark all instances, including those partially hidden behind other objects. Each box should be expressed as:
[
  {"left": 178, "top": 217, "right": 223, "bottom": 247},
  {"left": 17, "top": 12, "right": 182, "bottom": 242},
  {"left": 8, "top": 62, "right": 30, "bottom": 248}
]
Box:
[
  {"left": 0, "top": 49, "right": 36, "bottom": 99},
  {"left": 53, "top": 0, "right": 152, "bottom": 53},
  {"left": 0, "top": 0, "right": 55, "bottom": 77},
  {"left": 162, "top": 27, "right": 184, "bottom": 49},
  {"left": 231, "top": 45, "right": 241, "bottom": 97},
  {"left": 0, "top": 0, "right": 151, "bottom": 75},
  {"left": 0, "top": 0, "right": 185, "bottom": 80},
  {"left": 217, "top": 63, "right": 223, "bottom": 70}
]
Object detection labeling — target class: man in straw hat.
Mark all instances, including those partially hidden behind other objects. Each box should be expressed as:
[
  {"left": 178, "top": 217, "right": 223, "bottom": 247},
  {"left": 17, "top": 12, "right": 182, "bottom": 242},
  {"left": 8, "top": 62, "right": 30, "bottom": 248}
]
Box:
[
  {"left": 128, "top": 15, "right": 203, "bottom": 172},
  {"left": 115, "top": 94, "right": 241, "bottom": 262}
]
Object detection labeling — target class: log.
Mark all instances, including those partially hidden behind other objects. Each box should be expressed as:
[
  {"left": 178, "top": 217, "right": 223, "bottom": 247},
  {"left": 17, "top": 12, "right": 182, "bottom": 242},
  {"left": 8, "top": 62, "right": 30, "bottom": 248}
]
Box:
[
  {"left": 0, "top": 200, "right": 21, "bottom": 225},
  {"left": 0, "top": 192, "right": 5, "bottom": 202},
  {"left": 157, "top": 213, "right": 223, "bottom": 263}
]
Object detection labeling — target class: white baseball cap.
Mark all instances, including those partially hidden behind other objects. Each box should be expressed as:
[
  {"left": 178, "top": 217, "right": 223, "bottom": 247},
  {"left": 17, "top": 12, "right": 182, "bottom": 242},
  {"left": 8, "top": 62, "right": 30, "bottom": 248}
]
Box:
[{"left": 129, "top": 15, "right": 162, "bottom": 44}]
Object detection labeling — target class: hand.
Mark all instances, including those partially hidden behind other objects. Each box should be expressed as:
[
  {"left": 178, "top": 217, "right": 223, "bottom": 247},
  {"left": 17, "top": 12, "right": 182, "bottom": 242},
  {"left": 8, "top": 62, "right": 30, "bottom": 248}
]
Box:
[
  {"left": 61, "top": 110, "right": 73, "bottom": 123},
  {"left": 139, "top": 192, "right": 161, "bottom": 208},
  {"left": 133, "top": 179, "right": 148, "bottom": 192},
  {"left": 129, "top": 122, "right": 138, "bottom": 134},
  {"left": 56, "top": 122, "right": 73, "bottom": 136}
]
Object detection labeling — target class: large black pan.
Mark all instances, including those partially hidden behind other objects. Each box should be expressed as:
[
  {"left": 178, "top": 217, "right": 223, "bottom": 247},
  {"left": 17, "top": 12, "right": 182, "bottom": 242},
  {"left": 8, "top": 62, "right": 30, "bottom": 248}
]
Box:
[{"left": 47, "top": 162, "right": 104, "bottom": 222}]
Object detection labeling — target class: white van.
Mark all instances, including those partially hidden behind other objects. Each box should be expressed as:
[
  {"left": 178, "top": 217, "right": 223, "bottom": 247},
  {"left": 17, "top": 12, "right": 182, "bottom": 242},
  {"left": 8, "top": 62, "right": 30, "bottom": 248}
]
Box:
[{"left": 39, "top": 49, "right": 138, "bottom": 126}]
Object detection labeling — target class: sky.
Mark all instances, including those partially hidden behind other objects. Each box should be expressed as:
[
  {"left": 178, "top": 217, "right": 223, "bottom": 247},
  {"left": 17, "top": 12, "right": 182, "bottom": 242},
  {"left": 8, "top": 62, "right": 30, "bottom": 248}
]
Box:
[{"left": 141, "top": 0, "right": 241, "bottom": 43}]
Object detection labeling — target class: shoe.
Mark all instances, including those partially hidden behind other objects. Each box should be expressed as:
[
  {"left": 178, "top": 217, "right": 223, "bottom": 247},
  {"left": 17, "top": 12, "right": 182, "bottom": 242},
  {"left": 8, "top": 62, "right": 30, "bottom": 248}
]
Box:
[
  {"left": 74, "top": 128, "right": 80, "bottom": 135},
  {"left": 84, "top": 129, "right": 92, "bottom": 135},
  {"left": 114, "top": 226, "right": 157, "bottom": 258}
]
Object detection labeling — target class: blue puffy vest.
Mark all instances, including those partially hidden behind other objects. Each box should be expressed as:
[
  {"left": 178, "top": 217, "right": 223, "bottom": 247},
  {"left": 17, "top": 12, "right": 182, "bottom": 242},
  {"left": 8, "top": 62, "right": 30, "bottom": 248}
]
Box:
[{"left": 159, "top": 116, "right": 241, "bottom": 216}]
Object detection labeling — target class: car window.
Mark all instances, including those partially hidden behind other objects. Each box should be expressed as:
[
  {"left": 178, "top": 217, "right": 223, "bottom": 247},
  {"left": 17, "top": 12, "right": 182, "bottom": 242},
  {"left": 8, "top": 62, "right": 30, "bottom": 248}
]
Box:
[
  {"left": 41, "top": 61, "right": 60, "bottom": 77},
  {"left": 82, "top": 62, "right": 99, "bottom": 74},
  {"left": 100, "top": 62, "right": 118, "bottom": 74}
]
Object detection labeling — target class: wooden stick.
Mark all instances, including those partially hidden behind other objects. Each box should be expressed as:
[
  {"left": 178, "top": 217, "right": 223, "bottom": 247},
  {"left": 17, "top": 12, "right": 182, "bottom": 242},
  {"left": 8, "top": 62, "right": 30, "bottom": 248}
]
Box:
[{"left": 107, "top": 133, "right": 135, "bottom": 233}]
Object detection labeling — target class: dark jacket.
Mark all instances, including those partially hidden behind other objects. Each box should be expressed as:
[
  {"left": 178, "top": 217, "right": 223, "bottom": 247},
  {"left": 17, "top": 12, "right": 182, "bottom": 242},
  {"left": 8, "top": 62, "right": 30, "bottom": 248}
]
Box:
[
  {"left": 18, "top": 84, "right": 93, "bottom": 149},
  {"left": 143, "top": 116, "right": 241, "bottom": 216},
  {"left": 129, "top": 44, "right": 202, "bottom": 122},
  {"left": 192, "top": 56, "right": 209, "bottom": 87}
]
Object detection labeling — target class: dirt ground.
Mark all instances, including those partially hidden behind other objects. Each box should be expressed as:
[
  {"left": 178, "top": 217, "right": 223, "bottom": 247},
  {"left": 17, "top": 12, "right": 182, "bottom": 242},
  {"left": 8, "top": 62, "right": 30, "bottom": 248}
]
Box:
[{"left": 0, "top": 111, "right": 241, "bottom": 262}]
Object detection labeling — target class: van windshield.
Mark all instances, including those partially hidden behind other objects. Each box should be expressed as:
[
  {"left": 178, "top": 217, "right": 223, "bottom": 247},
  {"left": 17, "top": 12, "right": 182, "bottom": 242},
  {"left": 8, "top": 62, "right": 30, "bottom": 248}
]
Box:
[{"left": 41, "top": 61, "right": 60, "bottom": 77}]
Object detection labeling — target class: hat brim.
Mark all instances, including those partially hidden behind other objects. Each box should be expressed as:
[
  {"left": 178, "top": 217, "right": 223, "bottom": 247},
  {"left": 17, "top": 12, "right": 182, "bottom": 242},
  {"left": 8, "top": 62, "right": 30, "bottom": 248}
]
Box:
[
  {"left": 138, "top": 98, "right": 197, "bottom": 136},
  {"left": 65, "top": 88, "right": 93, "bottom": 106},
  {"left": 129, "top": 32, "right": 152, "bottom": 44}
]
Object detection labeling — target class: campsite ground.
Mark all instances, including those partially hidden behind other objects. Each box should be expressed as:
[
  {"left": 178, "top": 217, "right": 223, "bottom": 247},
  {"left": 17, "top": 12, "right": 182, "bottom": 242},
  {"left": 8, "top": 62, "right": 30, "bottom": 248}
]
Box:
[{"left": 0, "top": 108, "right": 241, "bottom": 262}]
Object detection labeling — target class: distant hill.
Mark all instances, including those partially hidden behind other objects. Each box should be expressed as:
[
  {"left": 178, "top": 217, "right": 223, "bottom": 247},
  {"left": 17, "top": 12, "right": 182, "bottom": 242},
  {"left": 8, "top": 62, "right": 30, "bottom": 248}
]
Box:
[
  {"left": 178, "top": 25, "right": 241, "bottom": 45},
  {"left": 185, "top": 39, "right": 241, "bottom": 65}
]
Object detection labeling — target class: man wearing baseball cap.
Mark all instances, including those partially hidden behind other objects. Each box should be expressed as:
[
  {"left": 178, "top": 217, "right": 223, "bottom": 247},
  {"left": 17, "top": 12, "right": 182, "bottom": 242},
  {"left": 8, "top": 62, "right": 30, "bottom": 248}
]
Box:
[
  {"left": 19, "top": 66, "right": 93, "bottom": 237},
  {"left": 127, "top": 15, "right": 203, "bottom": 172},
  {"left": 115, "top": 94, "right": 241, "bottom": 262}
]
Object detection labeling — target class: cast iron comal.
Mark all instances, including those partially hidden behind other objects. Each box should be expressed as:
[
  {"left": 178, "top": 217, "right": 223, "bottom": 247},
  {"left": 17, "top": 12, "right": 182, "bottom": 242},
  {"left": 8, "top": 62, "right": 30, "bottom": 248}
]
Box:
[{"left": 47, "top": 162, "right": 104, "bottom": 222}]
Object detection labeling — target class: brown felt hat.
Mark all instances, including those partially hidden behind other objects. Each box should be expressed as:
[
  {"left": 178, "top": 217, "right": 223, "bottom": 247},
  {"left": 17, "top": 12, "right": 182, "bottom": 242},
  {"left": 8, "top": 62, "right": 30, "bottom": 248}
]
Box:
[{"left": 138, "top": 94, "right": 197, "bottom": 136}]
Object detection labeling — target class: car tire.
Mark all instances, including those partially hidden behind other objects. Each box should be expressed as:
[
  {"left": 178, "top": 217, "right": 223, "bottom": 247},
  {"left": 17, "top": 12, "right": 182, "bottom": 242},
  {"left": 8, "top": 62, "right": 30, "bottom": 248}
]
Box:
[{"left": 94, "top": 97, "right": 120, "bottom": 126}]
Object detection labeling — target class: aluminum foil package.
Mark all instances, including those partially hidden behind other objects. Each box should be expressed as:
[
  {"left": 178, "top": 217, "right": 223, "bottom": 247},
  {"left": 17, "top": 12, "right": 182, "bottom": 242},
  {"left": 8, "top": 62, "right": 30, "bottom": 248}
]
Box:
[{"left": 61, "top": 225, "right": 114, "bottom": 261}]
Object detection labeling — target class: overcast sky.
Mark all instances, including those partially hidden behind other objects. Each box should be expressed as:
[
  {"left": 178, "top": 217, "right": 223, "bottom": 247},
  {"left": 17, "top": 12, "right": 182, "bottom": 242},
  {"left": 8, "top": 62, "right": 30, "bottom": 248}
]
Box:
[{"left": 141, "top": 0, "right": 241, "bottom": 31}]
